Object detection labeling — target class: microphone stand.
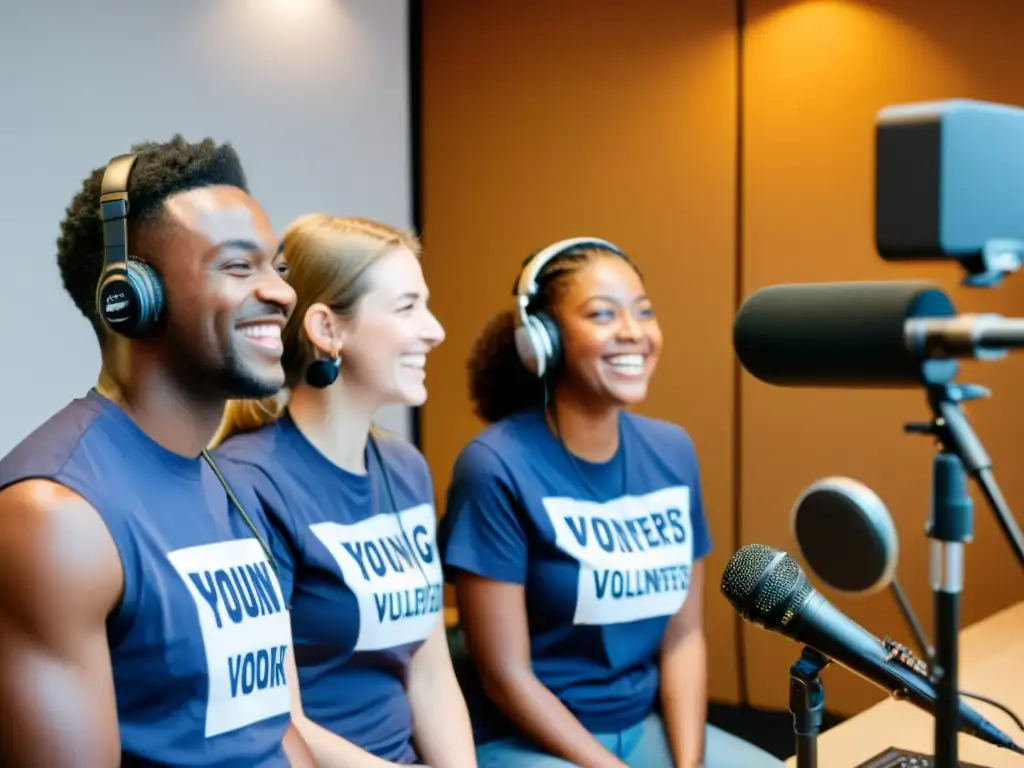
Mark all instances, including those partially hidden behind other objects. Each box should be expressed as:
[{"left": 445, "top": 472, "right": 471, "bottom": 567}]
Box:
[
  {"left": 927, "top": 448, "right": 969, "bottom": 768},
  {"left": 789, "top": 647, "right": 830, "bottom": 768},
  {"left": 904, "top": 381, "right": 1024, "bottom": 768}
]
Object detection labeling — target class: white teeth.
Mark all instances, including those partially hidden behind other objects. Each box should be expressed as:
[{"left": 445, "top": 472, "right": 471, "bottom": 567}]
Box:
[
  {"left": 606, "top": 353, "right": 645, "bottom": 377},
  {"left": 607, "top": 354, "right": 644, "bottom": 368},
  {"left": 400, "top": 354, "right": 426, "bottom": 369},
  {"left": 240, "top": 324, "right": 281, "bottom": 340}
]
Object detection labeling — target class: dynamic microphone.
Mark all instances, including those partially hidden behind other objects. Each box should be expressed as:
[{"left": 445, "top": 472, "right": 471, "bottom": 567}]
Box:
[
  {"left": 720, "top": 543, "right": 1024, "bottom": 755},
  {"left": 733, "top": 280, "right": 1024, "bottom": 388}
]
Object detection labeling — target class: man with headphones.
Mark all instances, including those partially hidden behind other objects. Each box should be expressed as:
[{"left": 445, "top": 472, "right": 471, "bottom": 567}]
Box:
[
  {"left": 0, "top": 137, "right": 314, "bottom": 767},
  {"left": 439, "top": 238, "right": 783, "bottom": 767}
]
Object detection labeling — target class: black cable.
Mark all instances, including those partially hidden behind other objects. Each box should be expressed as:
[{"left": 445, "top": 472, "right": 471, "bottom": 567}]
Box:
[
  {"left": 887, "top": 581, "right": 1024, "bottom": 735},
  {"left": 958, "top": 690, "right": 1024, "bottom": 733},
  {"left": 368, "top": 433, "right": 432, "bottom": 588}
]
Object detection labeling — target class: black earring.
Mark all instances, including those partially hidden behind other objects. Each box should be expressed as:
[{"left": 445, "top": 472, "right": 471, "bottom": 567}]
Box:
[{"left": 305, "top": 353, "right": 341, "bottom": 389}]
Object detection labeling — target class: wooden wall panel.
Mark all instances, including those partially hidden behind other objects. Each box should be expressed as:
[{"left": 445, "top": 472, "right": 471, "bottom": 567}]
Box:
[
  {"left": 741, "top": 0, "right": 1024, "bottom": 714},
  {"left": 420, "top": 0, "right": 742, "bottom": 703},
  {"left": 421, "top": 0, "right": 1024, "bottom": 717}
]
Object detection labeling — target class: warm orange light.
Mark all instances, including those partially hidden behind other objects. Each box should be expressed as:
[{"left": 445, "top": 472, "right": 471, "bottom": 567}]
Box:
[
  {"left": 745, "top": 0, "right": 969, "bottom": 99},
  {"left": 749, "top": 0, "right": 939, "bottom": 59}
]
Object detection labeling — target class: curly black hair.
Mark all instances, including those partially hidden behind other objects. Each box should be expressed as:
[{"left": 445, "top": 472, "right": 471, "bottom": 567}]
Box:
[
  {"left": 56, "top": 135, "right": 249, "bottom": 339},
  {"left": 468, "top": 245, "right": 638, "bottom": 424}
]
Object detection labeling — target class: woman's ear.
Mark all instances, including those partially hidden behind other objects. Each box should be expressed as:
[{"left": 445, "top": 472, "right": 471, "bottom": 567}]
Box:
[{"left": 303, "top": 303, "right": 344, "bottom": 357}]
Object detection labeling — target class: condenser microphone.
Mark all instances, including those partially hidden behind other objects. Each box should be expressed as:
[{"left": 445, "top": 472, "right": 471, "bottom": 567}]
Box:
[
  {"left": 732, "top": 280, "right": 1024, "bottom": 388},
  {"left": 720, "top": 543, "right": 1024, "bottom": 755}
]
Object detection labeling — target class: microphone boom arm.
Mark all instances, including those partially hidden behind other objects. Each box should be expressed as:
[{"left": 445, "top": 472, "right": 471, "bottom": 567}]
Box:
[{"left": 905, "top": 314, "right": 1024, "bottom": 361}]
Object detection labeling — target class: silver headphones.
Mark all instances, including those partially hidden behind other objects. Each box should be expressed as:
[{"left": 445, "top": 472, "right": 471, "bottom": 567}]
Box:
[{"left": 513, "top": 236, "right": 626, "bottom": 378}]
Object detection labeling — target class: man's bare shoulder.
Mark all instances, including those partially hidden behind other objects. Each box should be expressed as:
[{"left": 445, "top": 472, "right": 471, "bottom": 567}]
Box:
[
  {"left": 0, "top": 480, "right": 124, "bottom": 766},
  {"left": 0, "top": 479, "right": 123, "bottom": 621}
]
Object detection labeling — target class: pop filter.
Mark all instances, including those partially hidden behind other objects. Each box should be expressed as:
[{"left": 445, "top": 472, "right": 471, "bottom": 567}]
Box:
[
  {"left": 791, "top": 477, "right": 898, "bottom": 595},
  {"left": 789, "top": 476, "right": 1024, "bottom": 736},
  {"left": 791, "top": 476, "right": 935, "bottom": 663}
]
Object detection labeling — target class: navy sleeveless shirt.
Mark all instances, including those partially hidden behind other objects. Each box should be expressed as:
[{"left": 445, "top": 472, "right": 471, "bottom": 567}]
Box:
[{"left": 0, "top": 390, "right": 294, "bottom": 767}]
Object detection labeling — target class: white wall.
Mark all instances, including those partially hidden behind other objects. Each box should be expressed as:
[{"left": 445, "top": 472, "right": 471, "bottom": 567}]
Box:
[{"left": 0, "top": 0, "right": 414, "bottom": 454}]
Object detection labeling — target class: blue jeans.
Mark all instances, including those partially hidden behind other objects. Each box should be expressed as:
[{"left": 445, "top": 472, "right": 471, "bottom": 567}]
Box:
[{"left": 475, "top": 712, "right": 784, "bottom": 768}]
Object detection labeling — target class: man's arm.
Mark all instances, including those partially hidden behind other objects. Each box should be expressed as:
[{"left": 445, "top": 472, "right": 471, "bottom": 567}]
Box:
[{"left": 0, "top": 480, "right": 124, "bottom": 767}]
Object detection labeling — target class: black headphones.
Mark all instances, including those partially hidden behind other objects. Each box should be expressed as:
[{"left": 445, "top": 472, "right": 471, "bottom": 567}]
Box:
[
  {"left": 96, "top": 153, "right": 166, "bottom": 337},
  {"left": 512, "top": 236, "right": 627, "bottom": 378}
]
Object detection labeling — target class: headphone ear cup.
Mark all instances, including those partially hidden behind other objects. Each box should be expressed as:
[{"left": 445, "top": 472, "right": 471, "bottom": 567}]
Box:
[
  {"left": 514, "top": 319, "right": 541, "bottom": 376},
  {"left": 534, "top": 312, "right": 561, "bottom": 374},
  {"left": 124, "top": 260, "right": 165, "bottom": 336},
  {"left": 515, "top": 312, "right": 560, "bottom": 378}
]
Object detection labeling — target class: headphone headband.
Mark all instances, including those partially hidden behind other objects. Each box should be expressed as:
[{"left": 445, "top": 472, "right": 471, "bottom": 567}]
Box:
[
  {"left": 511, "top": 236, "right": 626, "bottom": 379},
  {"left": 96, "top": 152, "right": 165, "bottom": 337},
  {"left": 513, "top": 236, "right": 626, "bottom": 306},
  {"left": 98, "top": 153, "right": 139, "bottom": 284}
]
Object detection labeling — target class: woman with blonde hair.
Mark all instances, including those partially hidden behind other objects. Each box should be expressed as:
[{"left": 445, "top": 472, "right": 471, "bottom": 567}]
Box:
[{"left": 213, "top": 214, "right": 476, "bottom": 768}]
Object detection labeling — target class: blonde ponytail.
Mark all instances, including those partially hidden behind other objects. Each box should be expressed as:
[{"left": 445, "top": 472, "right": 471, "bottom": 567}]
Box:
[{"left": 211, "top": 391, "right": 288, "bottom": 448}]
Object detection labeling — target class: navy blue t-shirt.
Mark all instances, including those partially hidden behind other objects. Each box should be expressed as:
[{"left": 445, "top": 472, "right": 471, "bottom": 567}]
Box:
[
  {"left": 214, "top": 413, "right": 444, "bottom": 764},
  {"left": 439, "top": 406, "right": 711, "bottom": 743},
  {"left": 0, "top": 389, "right": 294, "bottom": 767}
]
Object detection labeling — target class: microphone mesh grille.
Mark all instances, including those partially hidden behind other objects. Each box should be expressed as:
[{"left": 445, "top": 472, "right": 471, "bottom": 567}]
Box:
[
  {"left": 789, "top": 580, "right": 813, "bottom": 615},
  {"left": 754, "top": 554, "right": 803, "bottom": 615},
  {"left": 720, "top": 543, "right": 779, "bottom": 606},
  {"left": 720, "top": 543, "right": 810, "bottom": 627}
]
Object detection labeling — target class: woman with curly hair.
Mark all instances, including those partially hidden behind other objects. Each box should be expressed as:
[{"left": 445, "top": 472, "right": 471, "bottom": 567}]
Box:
[{"left": 440, "top": 238, "right": 782, "bottom": 768}]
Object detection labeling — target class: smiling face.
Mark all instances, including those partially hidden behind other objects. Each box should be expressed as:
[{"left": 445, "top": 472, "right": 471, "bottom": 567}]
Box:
[
  {"left": 551, "top": 254, "right": 662, "bottom": 407},
  {"left": 333, "top": 245, "right": 445, "bottom": 407},
  {"left": 148, "top": 185, "right": 296, "bottom": 398}
]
